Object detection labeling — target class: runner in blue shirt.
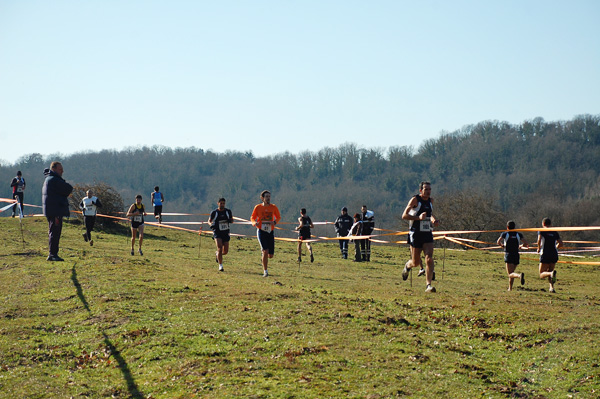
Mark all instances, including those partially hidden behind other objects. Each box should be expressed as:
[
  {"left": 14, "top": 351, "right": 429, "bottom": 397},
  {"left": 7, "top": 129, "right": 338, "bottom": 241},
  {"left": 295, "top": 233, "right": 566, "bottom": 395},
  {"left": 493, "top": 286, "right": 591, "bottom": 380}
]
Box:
[{"left": 151, "top": 186, "right": 165, "bottom": 223}]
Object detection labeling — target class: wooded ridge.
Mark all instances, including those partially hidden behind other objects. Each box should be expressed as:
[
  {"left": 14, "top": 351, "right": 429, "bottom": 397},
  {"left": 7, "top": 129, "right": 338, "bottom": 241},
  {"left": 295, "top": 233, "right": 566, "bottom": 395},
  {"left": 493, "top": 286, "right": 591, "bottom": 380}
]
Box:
[{"left": 2, "top": 114, "right": 599, "bottom": 239}]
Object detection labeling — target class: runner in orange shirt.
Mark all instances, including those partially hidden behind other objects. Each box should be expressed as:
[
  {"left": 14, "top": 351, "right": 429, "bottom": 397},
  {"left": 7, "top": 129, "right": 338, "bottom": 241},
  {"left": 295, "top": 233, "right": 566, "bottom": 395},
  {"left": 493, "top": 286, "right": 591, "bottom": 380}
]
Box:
[{"left": 251, "top": 190, "right": 281, "bottom": 277}]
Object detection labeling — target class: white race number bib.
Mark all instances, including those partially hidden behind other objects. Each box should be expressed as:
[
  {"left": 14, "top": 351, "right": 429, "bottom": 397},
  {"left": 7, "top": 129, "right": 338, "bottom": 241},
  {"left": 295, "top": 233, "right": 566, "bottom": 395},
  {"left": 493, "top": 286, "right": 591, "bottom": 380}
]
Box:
[
  {"left": 260, "top": 223, "right": 272, "bottom": 233},
  {"left": 420, "top": 220, "right": 431, "bottom": 232},
  {"left": 133, "top": 216, "right": 142, "bottom": 223},
  {"left": 219, "top": 221, "right": 229, "bottom": 231}
]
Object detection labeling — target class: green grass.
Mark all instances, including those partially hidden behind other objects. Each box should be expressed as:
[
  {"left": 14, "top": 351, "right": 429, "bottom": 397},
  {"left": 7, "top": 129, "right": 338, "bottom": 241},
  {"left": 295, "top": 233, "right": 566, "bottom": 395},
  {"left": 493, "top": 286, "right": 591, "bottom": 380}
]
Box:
[{"left": 1, "top": 218, "right": 599, "bottom": 398}]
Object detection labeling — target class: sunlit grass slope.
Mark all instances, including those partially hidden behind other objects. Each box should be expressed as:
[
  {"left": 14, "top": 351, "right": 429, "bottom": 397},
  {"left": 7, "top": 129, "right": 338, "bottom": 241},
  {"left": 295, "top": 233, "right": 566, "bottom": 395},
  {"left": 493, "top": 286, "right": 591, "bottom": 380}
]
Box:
[{"left": 1, "top": 218, "right": 599, "bottom": 398}]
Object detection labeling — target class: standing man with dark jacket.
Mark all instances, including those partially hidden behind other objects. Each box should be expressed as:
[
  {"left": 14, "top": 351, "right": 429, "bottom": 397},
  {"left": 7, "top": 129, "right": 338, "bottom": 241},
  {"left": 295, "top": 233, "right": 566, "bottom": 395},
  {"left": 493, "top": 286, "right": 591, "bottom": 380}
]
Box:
[
  {"left": 10, "top": 171, "right": 26, "bottom": 217},
  {"left": 361, "top": 205, "right": 375, "bottom": 261},
  {"left": 334, "top": 207, "right": 353, "bottom": 259},
  {"left": 42, "top": 162, "right": 73, "bottom": 261}
]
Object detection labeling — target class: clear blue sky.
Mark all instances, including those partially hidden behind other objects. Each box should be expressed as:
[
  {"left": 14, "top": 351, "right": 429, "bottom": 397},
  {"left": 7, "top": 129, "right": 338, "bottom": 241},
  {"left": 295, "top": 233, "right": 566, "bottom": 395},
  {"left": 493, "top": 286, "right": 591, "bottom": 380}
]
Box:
[{"left": 1, "top": 1, "right": 599, "bottom": 165}]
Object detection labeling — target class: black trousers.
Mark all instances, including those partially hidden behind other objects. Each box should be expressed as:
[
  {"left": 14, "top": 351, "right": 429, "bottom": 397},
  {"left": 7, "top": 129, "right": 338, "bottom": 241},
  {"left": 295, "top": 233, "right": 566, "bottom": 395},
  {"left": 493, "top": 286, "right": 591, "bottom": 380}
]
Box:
[
  {"left": 84, "top": 216, "right": 96, "bottom": 240},
  {"left": 12, "top": 192, "right": 24, "bottom": 216},
  {"left": 47, "top": 216, "right": 63, "bottom": 256},
  {"left": 360, "top": 238, "right": 371, "bottom": 260},
  {"left": 338, "top": 237, "right": 348, "bottom": 256},
  {"left": 354, "top": 240, "right": 362, "bottom": 261}
]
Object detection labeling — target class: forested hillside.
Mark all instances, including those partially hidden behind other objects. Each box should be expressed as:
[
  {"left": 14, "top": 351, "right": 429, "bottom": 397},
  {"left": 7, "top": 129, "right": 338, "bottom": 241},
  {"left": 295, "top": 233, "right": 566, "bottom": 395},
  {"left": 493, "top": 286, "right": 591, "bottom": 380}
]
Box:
[{"left": 2, "top": 115, "right": 599, "bottom": 238}]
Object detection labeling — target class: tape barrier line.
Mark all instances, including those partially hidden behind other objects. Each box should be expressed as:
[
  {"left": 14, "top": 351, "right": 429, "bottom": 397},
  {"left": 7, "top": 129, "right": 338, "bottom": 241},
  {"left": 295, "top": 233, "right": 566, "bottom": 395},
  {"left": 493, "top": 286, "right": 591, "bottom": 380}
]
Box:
[
  {"left": 443, "top": 235, "right": 600, "bottom": 265},
  {"left": 0, "top": 198, "right": 17, "bottom": 203},
  {"left": 18, "top": 207, "right": 600, "bottom": 265},
  {"left": 0, "top": 202, "right": 17, "bottom": 213}
]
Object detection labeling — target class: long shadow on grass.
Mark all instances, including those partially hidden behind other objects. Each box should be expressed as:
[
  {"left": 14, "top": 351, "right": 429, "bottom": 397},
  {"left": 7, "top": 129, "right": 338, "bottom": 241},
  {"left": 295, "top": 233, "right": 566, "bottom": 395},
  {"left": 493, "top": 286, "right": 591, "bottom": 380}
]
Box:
[
  {"left": 71, "top": 263, "right": 144, "bottom": 398},
  {"left": 71, "top": 264, "right": 90, "bottom": 312},
  {"left": 102, "top": 332, "right": 144, "bottom": 399}
]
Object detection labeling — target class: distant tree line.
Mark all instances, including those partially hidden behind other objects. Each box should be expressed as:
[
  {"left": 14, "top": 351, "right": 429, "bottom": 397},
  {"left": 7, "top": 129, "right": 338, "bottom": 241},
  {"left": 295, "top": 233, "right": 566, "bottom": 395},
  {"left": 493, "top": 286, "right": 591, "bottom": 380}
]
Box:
[{"left": 2, "top": 114, "right": 599, "bottom": 242}]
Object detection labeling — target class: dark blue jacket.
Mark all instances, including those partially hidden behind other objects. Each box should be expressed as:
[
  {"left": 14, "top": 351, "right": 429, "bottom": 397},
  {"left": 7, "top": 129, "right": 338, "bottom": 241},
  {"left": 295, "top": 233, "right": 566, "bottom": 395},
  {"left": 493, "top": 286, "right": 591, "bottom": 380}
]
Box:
[{"left": 42, "top": 169, "right": 73, "bottom": 218}]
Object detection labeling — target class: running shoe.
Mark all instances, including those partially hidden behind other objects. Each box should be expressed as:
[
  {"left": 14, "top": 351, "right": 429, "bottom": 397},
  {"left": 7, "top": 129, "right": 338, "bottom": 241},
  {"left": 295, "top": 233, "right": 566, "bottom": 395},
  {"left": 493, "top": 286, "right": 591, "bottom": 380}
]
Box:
[
  {"left": 521, "top": 273, "right": 525, "bottom": 286},
  {"left": 549, "top": 287, "right": 556, "bottom": 293},
  {"left": 402, "top": 260, "right": 410, "bottom": 281},
  {"left": 417, "top": 268, "right": 425, "bottom": 277},
  {"left": 425, "top": 284, "right": 436, "bottom": 293},
  {"left": 310, "top": 254, "right": 314, "bottom": 263},
  {"left": 297, "top": 256, "right": 302, "bottom": 263},
  {"left": 551, "top": 270, "right": 557, "bottom": 284},
  {"left": 90, "top": 240, "right": 93, "bottom": 247},
  {"left": 219, "top": 265, "right": 224, "bottom": 272},
  {"left": 47, "top": 255, "right": 64, "bottom": 261},
  {"left": 82, "top": 233, "right": 88, "bottom": 242},
  {"left": 139, "top": 249, "right": 143, "bottom": 256},
  {"left": 130, "top": 250, "right": 134, "bottom": 256},
  {"left": 263, "top": 270, "right": 269, "bottom": 277}
]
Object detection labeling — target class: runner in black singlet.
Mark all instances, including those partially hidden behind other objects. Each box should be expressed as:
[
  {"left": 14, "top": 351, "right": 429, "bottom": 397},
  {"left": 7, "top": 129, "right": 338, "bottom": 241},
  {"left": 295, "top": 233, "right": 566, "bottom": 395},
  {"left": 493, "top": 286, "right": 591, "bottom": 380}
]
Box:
[
  {"left": 209, "top": 198, "right": 233, "bottom": 271},
  {"left": 126, "top": 195, "right": 147, "bottom": 256},
  {"left": 296, "top": 208, "right": 314, "bottom": 263},
  {"left": 497, "top": 220, "right": 529, "bottom": 291},
  {"left": 401, "top": 181, "right": 439, "bottom": 293},
  {"left": 536, "top": 218, "right": 563, "bottom": 293}
]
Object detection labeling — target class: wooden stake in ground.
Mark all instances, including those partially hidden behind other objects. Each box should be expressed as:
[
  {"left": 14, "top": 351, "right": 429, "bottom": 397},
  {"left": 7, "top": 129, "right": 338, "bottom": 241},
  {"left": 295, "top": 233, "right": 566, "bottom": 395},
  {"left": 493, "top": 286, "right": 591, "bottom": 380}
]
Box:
[
  {"left": 198, "top": 225, "right": 203, "bottom": 258},
  {"left": 442, "top": 236, "right": 446, "bottom": 280},
  {"left": 297, "top": 238, "right": 301, "bottom": 272},
  {"left": 19, "top": 217, "right": 25, "bottom": 250}
]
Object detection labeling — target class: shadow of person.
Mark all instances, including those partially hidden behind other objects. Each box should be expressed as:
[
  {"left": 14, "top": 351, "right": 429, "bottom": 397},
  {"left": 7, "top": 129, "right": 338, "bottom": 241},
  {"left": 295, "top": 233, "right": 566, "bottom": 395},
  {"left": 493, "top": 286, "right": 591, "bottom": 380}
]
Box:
[{"left": 71, "top": 263, "right": 144, "bottom": 398}]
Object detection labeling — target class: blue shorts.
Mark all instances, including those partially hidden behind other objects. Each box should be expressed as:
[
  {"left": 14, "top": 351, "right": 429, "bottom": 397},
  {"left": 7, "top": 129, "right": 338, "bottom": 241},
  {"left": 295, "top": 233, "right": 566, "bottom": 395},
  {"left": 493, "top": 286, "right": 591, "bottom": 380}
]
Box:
[
  {"left": 257, "top": 229, "right": 275, "bottom": 255},
  {"left": 408, "top": 231, "right": 434, "bottom": 248}
]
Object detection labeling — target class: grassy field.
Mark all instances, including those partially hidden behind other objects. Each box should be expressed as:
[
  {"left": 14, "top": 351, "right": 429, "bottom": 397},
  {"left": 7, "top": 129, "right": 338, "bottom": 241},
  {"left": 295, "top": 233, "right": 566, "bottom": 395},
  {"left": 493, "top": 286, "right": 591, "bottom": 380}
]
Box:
[{"left": 0, "top": 217, "right": 599, "bottom": 398}]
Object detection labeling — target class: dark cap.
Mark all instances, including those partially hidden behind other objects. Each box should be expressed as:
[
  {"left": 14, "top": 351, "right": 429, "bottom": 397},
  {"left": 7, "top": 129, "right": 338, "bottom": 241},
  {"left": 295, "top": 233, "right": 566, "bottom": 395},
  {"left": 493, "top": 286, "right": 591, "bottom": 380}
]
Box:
[
  {"left": 17, "top": 171, "right": 22, "bottom": 176},
  {"left": 341, "top": 207, "right": 347, "bottom": 212}
]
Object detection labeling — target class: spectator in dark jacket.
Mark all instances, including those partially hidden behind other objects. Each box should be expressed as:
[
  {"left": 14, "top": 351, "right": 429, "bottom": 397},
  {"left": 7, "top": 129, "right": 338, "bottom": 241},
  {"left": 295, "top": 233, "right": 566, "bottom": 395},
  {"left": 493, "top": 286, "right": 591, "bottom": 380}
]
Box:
[
  {"left": 42, "top": 162, "right": 73, "bottom": 261},
  {"left": 334, "top": 207, "right": 353, "bottom": 259}
]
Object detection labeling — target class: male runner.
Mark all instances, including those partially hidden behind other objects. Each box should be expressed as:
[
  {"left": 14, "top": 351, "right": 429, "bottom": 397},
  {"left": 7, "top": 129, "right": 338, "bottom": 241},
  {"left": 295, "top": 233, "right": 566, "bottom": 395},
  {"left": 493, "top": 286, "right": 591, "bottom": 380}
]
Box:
[
  {"left": 401, "top": 181, "right": 439, "bottom": 292},
  {"left": 251, "top": 190, "right": 281, "bottom": 277},
  {"left": 151, "top": 186, "right": 164, "bottom": 223},
  {"left": 10, "top": 171, "right": 26, "bottom": 217},
  {"left": 537, "top": 218, "right": 563, "bottom": 293},
  {"left": 497, "top": 220, "right": 528, "bottom": 291},
  {"left": 79, "top": 189, "right": 103, "bottom": 246},
  {"left": 296, "top": 208, "right": 314, "bottom": 263},
  {"left": 209, "top": 198, "right": 233, "bottom": 271}
]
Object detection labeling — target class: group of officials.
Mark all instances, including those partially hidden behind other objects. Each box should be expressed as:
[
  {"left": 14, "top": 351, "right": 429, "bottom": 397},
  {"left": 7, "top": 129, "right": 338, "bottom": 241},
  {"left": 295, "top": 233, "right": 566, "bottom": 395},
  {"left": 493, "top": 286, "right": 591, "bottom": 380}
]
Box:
[{"left": 11, "top": 165, "right": 564, "bottom": 293}]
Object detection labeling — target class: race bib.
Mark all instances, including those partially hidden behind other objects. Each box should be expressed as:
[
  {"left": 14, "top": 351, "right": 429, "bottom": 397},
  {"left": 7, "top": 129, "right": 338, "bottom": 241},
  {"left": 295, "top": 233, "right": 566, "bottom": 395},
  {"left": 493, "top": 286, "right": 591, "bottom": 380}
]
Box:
[
  {"left": 17, "top": 187, "right": 24, "bottom": 192},
  {"left": 219, "top": 221, "right": 229, "bottom": 231},
  {"left": 420, "top": 220, "right": 431, "bottom": 232},
  {"left": 133, "top": 216, "right": 142, "bottom": 223},
  {"left": 260, "top": 223, "right": 272, "bottom": 233}
]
